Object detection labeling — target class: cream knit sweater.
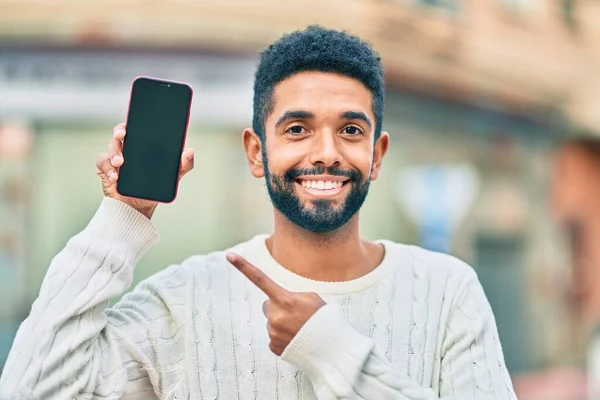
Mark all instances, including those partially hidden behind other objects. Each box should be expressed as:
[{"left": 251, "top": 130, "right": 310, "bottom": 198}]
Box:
[{"left": 0, "top": 198, "right": 517, "bottom": 399}]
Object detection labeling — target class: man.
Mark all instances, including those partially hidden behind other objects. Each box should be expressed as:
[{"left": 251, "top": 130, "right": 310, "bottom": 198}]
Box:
[{"left": 0, "top": 26, "right": 516, "bottom": 399}]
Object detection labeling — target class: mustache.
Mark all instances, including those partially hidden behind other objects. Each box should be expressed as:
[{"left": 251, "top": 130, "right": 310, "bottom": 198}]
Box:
[{"left": 283, "top": 166, "right": 362, "bottom": 182}]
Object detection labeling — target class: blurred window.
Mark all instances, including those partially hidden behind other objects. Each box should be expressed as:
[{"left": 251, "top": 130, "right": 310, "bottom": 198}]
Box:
[
  {"left": 495, "top": 0, "right": 542, "bottom": 17},
  {"left": 402, "top": 0, "right": 461, "bottom": 15}
]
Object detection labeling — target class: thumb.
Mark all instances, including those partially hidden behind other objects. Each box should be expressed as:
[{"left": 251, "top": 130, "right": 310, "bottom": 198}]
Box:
[{"left": 179, "top": 148, "right": 195, "bottom": 179}]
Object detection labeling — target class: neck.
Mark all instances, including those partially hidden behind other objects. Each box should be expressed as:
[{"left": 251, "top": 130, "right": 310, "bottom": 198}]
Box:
[{"left": 266, "top": 210, "right": 384, "bottom": 282}]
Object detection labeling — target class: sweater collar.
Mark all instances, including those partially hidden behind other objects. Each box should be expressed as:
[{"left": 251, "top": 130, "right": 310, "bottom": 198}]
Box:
[{"left": 241, "top": 234, "right": 399, "bottom": 295}]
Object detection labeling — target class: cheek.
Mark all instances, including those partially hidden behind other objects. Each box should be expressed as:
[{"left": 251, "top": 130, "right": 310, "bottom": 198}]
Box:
[
  {"left": 343, "top": 146, "right": 373, "bottom": 177},
  {"left": 266, "top": 142, "right": 308, "bottom": 172}
]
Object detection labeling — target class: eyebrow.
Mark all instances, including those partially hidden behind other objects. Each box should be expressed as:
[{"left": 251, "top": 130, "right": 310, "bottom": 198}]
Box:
[
  {"left": 341, "top": 111, "right": 372, "bottom": 128},
  {"left": 274, "top": 110, "right": 373, "bottom": 129},
  {"left": 275, "top": 110, "right": 314, "bottom": 128}
]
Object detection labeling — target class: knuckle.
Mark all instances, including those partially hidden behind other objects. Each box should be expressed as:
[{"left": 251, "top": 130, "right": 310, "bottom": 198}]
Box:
[
  {"left": 267, "top": 325, "right": 277, "bottom": 339},
  {"left": 267, "top": 322, "right": 282, "bottom": 340},
  {"left": 270, "top": 315, "right": 284, "bottom": 328},
  {"left": 269, "top": 342, "right": 278, "bottom": 354}
]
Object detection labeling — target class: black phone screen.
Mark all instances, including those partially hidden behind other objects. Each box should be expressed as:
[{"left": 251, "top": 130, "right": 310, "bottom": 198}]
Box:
[{"left": 117, "top": 77, "right": 192, "bottom": 203}]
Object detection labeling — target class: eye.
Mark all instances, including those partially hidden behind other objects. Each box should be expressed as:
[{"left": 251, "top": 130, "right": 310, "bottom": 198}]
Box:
[
  {"left": 286, "top": 125, "right": 307, "bottom": 136},
  {"left": 342, "top": 126, "right": 363, "bottom": 135}
]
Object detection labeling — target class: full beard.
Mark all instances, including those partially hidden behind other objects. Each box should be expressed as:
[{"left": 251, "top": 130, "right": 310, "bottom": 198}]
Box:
[{"left": 264, "top": 162, "right": 371, "bottom": 233}]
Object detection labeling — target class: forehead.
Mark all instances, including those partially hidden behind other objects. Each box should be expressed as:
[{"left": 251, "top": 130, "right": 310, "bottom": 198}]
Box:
[{"left": 269, "top": 71, "right": 373, "bottom": 120}]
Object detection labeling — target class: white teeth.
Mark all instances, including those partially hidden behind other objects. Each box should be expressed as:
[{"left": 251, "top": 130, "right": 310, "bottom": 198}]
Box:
[{"left": 300, "top": 180, "right": 344, "bottom": 190}]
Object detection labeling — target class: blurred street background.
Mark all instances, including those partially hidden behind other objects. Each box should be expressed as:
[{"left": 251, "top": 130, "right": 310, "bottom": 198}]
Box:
[{"left": 1, "top": 0, "right": 600, "bottom": 398}]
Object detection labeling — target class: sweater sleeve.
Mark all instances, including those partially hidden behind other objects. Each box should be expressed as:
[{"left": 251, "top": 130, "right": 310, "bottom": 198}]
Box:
[
  {"left": 280, "top": 272, "right": 517, "bottom": 400},
  {"left": 0, "top": 198, "right": 184, "bottom": 400}
]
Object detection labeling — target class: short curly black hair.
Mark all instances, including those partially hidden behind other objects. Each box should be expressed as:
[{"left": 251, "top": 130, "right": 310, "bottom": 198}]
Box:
[{"left": 252, "top": 25, "right": 385, "bottom": 142}]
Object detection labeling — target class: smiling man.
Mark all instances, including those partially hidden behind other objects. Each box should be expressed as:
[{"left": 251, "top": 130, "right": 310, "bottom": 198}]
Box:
[{"left": 0, "top": 26, "right": 517, "bottom": 399}]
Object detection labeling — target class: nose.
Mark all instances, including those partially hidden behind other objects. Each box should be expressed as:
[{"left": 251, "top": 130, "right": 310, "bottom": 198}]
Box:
[{"left": 308, "top": 132, "right": 342, "bottom": 168}]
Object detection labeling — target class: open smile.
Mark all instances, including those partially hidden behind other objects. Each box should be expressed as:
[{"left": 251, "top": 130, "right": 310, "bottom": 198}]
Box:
[{"left": 294, "top": 175, "right": 351, "bottom": 198}]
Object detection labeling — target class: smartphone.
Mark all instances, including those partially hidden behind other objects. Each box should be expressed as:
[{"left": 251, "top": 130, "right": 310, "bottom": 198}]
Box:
[{"left": 117, "top": 76, "right": 193, "bottom": 203}]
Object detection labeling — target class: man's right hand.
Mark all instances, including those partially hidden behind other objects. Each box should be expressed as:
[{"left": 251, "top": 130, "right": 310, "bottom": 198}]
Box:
[{"left": 95, "top": 122, "right": 195, "bottom": 219}]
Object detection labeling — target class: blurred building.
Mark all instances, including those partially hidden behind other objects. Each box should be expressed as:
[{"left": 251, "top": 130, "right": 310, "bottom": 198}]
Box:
[
  {"left": 551, "top": 137, "right": 600, "bottom": 398},
  {"left": 1, "top": 0, "right": 600, "bottom": 396}
]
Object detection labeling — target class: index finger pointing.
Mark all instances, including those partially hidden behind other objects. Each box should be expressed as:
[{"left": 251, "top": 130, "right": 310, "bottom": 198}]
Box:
[{"left": 226, "top": 253, "right": 287, "bottom": 299}]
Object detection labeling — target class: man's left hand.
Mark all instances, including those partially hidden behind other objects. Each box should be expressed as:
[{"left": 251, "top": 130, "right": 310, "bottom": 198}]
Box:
[{"left": 226, "top": 253, "right": 326, "bottom": 356}]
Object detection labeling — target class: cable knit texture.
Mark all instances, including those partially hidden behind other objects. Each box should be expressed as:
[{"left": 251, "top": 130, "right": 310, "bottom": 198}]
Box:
[{"left": 0, "top": 198, "right": 517, "bottom": 400}]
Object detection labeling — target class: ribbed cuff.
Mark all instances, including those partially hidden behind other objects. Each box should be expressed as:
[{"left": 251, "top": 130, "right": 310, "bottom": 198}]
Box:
[
  {"left": 83, "top": 197, "right": 160, "bottom": 264},
  {"left": 281, "top": 304, "right": 374, "bottom": 383}
]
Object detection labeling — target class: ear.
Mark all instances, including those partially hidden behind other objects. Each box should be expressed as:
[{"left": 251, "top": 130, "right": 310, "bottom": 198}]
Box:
[
  {"left": 370, "top": 131, "right": 390, "bottom": 181},
  {"left": 242, "top": 128, "right": 265, "bottom": 178}
]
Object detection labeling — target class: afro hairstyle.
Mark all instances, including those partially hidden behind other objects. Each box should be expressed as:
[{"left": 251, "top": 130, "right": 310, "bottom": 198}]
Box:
[{"left": 252, "top": 25, "right": 385, "bottom": 141}]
